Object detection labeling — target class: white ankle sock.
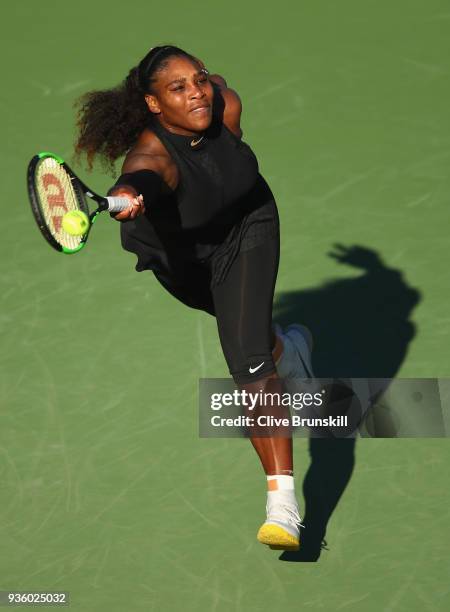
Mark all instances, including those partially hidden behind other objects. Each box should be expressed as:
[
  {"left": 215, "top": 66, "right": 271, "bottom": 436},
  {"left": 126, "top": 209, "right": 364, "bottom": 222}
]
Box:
[
  {"left": 267, "top": 475, "right": 295, "bottom": 491},
  {"left": 267, "top": 475, "right": 297, "bottom": 506}
]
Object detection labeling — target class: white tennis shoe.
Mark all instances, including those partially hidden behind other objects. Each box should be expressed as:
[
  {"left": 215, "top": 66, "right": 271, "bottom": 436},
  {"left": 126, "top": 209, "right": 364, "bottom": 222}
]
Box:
[
  {"left": 275, "top": 323, "right": 315, "bottom": 382},
  {"left": 257, "top": 490, "right": 303, "bottom": 550}
]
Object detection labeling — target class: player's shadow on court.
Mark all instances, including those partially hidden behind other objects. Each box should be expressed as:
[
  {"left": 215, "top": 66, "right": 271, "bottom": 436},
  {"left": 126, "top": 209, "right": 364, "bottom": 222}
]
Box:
[{"left": 273, "top": 244, "right": 421, "bottom": 562}]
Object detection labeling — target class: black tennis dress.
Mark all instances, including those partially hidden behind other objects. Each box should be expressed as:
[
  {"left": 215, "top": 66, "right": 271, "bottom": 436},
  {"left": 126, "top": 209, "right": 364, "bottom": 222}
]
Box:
[{"left": 119, "top": 108, "right": 281, "bottom": 383}]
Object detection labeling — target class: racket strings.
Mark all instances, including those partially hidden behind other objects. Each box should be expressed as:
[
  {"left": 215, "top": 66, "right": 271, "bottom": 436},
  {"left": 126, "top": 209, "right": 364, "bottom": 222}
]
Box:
[{"left": 35, "top": 157, "right": 84, "bottom": 250}]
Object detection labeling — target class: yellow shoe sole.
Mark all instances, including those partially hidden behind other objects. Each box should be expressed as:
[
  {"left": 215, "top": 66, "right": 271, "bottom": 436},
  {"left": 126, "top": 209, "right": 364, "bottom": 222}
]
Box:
[{"left": 257, "top": 524, "right": 300, "bottom": 551}]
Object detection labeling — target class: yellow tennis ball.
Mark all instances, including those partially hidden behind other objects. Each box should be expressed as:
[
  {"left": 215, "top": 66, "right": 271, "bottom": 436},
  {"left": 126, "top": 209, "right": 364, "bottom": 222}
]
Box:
[{"left": 62, "top": 210, "right": 89, "bottom": 236}]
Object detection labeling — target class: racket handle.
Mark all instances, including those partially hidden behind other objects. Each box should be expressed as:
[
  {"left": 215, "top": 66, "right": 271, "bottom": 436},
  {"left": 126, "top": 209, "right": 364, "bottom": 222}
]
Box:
[{"left": 105, "top": 196, "right": 132, "bottom": 212}]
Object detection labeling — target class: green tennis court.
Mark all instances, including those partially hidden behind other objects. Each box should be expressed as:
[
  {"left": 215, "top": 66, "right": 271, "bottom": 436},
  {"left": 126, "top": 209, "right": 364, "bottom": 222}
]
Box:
[{"left": 1, "top": 0, "right": 449, "bottom": 609}]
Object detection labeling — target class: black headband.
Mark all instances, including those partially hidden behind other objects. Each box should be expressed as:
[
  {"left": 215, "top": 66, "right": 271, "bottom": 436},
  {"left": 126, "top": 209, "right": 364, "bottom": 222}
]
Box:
[{"left": 138, "top": 46, "right": 177, "bottom": 89}]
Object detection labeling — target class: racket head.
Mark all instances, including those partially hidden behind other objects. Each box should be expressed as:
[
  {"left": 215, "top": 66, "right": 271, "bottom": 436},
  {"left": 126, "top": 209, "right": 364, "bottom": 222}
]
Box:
[{"left": 27, "top": 152, "right": 92, "bottom": 253}]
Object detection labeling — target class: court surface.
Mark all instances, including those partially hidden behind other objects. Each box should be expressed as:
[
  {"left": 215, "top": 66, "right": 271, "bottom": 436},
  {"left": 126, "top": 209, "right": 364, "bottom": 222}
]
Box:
[{"left": 1, "top": 1, "right": 449, "bottom": 610}]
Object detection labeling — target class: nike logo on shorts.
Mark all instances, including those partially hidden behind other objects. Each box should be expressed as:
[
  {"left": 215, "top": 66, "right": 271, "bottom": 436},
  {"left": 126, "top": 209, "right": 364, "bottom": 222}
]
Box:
[{"left": 249, "top": 362, "right": 265, "bottom": 374}]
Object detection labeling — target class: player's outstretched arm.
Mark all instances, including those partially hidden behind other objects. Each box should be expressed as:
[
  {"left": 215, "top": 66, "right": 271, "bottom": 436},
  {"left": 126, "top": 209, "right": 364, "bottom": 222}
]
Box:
[{"left": 108, "top": 152, "right": 172, "bottom": 221}]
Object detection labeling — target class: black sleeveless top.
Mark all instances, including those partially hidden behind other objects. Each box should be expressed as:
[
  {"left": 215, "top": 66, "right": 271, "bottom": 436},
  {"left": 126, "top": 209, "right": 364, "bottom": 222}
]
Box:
[{"left": 120, "top": 111, "right": 279, "bottom": 286}]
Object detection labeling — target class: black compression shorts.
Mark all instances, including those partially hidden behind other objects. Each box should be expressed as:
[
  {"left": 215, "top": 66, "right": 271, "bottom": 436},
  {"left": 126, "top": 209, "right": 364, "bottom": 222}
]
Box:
[{"left": 154, "top": 235, "right": 279, "bottom": 384}]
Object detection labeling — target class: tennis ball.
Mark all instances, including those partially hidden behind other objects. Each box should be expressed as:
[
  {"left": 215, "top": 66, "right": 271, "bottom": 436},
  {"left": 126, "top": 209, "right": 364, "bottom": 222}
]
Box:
[{"left": 62, "top": 210, "right": 89, "bottom": 236}]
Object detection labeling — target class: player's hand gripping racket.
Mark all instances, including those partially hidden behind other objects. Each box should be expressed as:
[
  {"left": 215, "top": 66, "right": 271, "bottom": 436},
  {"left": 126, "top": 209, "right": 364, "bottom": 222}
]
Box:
[{"left": 27, "top": 151, "right": 131, "bottom": 254}]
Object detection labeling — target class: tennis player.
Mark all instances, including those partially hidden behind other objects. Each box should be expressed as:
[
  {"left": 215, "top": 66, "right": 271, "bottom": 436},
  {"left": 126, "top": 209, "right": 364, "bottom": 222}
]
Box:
[{"left": 75, "top": 45, "right": 314, "bottom": 551}]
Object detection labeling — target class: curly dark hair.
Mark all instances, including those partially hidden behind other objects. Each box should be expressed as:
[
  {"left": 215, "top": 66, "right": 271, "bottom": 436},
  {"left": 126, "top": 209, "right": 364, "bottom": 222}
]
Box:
[{"left": 74, "top": 45, "right": 198, "bottom": 173}]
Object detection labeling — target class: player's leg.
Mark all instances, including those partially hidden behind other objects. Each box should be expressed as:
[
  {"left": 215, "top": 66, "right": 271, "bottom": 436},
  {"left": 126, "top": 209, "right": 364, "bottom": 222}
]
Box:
[
  {"left": 211, "top": 239, "right": 302, "bottom": 550},
  {"left": 152, "top": 252, "right": 305, "bottom": 549}
]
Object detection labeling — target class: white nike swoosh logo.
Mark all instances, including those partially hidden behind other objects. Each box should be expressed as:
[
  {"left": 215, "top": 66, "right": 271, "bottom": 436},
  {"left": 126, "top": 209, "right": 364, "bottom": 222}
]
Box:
[{"left": 249, "top": 362, "right": 265, "bottom": 374}]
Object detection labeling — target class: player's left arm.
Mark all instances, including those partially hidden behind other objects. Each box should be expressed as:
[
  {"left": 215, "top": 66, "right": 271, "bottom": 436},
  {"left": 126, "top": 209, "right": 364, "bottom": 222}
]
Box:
[{"left": 209, "top": 74, "right": 243, "bottom": 140}]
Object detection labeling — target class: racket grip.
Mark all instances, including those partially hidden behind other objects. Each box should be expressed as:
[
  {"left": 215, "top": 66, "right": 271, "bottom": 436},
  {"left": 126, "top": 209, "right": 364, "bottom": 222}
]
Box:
[{"left": 105, "top": 197, "right": 132, "bottom": 212}]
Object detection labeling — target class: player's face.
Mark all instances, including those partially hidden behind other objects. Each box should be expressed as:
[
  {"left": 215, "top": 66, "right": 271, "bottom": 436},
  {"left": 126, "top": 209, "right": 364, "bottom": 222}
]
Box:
[{"left": 145, "top": 56, "right": 214, "bottom": 135}]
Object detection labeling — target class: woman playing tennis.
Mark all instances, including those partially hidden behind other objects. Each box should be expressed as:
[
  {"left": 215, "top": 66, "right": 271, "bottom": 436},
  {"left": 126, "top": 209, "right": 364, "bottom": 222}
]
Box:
[{"left": 75, "top": 45, "right": 313, "bottom": 551}]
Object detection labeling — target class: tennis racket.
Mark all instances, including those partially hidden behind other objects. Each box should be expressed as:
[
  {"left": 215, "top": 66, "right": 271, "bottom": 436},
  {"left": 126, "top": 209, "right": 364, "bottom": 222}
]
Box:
[{"left": 27, "top": 151, "right": 131, "bottom": 254}]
